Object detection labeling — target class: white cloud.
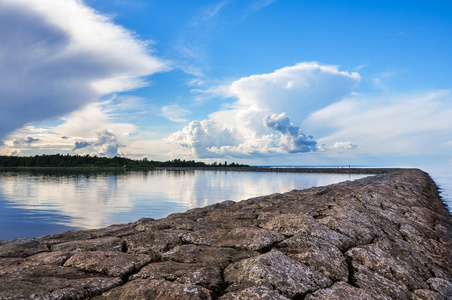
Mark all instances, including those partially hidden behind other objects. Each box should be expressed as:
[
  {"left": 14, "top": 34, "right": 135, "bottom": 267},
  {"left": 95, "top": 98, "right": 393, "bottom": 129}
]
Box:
[
  {"left": 226, "top": 62, "right": 360, "bottom": 122},
  {"left": 0, "top": 0, "right": 168, "bottom": 141},
  {"left": 169, "top": 62, "right": 360, "bottom": 158},
  {"left": 371, "top": 70, "right": 407, "bottom": 91},
  {"left": 187, "top": 78, "right": 205, "bottom": 87},
  {"left": 167, "top": 119, "right": 239, "bottom": 158},
  {"left": 250, "top": 0, "right": 276, "bottom": 12},
  {"left": 93, "top": 130, "right": 123, "bottom": 157},
  {"left": 70, "top": 129, "right": 125, "bottom": 157},
  {"left": 53, "top": 101, "right": 137, "bottom": 139},
  {"left": 240, "top": 0, "right": 277, "bottom": 20},
  {"left": 121, "top": 139, "right": 174, "bottom": 160},
  {"left": 325, "top": 142, "right": 358, "bottom": 151},
  {"left": 306, "top": 90, "right": 452, "bottom": 156},
  {"left": 263, "top": 113, "right": 317, "bottom": 153},
  {"left": 0, "top": 148, "right": 22, "bottom": 156},
  {"left": 1, "top": 127, "right": 74, "bottom": 155},
  {"left": 196, "top": 0, "right": 230, "bottom": 22},
  {"left": 161, "top": 104, "right": 191, "bottom": 122},
  {"left": 0, "top": 99, "right": 138, "bottom": 157}
]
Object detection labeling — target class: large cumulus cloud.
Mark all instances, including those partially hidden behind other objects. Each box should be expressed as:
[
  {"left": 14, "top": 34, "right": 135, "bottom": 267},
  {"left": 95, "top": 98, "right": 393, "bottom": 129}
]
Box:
[
  {"left": 168, "top": 119, "right": 239, "bottom": 158},
  {"left": 72, "top": 130, "right": 121, "bottom": 156},
  {"left": 264, "top": 113, "right": 317, "bottom": 153},
  {"left": 168, "top": 62, "right": 360, "bottom": 158},
  {"left": 0, "top": 0, "right": 168, "bottom": 141}
]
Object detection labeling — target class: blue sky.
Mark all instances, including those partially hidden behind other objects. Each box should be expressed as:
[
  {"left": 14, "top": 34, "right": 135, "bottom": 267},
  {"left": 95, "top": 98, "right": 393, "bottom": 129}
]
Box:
[{"left": 1, "top": 0, "right": 452, "bottom": 167}]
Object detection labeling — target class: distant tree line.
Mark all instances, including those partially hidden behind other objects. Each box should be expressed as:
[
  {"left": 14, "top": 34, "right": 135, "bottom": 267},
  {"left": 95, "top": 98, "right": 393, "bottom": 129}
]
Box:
[
  {"left": 0, "top": 154, "right": 249, "bottom": 169},
  {"left": 147, "top": 158, "right": 248, "bottom": 168}
]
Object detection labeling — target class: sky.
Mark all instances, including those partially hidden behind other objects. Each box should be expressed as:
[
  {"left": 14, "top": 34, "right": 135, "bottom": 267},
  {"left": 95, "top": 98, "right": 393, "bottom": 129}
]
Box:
[{"left": 1, "top": 0, "right": 452, "bottom": 168}]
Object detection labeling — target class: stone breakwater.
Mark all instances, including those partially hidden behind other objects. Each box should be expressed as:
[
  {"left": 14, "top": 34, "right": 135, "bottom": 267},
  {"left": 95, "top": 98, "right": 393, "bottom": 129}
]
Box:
[{"left": 0, "top": 169, "right": 451, "bottom": 299}]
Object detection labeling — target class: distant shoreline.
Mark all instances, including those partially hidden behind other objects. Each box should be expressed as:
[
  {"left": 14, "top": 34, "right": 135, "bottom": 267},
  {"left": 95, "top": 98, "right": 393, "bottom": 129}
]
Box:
[
  {"left": 156, "top": 166, "right": 404, "bottom": 174},
  {"left": 0, "top": 166, "right": 154, "bottom": 172},
  {"left": 0, "top": 166, "right": 406, "bottom": 175}
]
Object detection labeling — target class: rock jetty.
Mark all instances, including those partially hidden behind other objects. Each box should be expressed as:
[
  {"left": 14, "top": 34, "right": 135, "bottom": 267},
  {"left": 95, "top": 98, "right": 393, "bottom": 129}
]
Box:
[{"left": 0, "top": 169, "right": 451, "bottom": 299}]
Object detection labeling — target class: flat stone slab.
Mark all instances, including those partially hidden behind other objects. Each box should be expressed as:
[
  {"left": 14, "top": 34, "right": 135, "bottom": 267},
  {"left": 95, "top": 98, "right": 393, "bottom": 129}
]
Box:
[
  {"left": 224, "top": 251, "right": 332, "bottom": 298},
  {"left": 0, "top": 169, "right": 451, "bottom": 299},
  {"left": 63, "top": 251, "right": 154, "bottom": 279}
]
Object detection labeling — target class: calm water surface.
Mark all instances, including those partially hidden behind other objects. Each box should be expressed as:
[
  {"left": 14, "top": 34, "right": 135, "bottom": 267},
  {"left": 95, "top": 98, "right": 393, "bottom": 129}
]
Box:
[
  {"left": 0, "top": 170, "right": 370, "bottom": 240},
  {"left": 424, "top": 166, "right": 452, "bottom": 214}
]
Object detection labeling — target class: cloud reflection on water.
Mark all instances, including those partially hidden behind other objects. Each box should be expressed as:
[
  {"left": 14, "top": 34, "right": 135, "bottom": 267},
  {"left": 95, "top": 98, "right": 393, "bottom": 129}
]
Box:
[{"left": 0, "top": 170, "right": 368, "bottom": 237}]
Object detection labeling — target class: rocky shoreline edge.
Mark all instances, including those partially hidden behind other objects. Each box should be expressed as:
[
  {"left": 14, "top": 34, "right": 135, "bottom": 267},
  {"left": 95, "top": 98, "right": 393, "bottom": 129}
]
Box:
[{"left": 0, "top": 169, "right": 451, "bottom": 299}]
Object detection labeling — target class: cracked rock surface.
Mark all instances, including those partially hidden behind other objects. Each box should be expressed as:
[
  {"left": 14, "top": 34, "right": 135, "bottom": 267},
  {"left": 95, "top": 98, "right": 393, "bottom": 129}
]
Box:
[{"left": 0, "top": 169, "right": 451, "bottom": 299}]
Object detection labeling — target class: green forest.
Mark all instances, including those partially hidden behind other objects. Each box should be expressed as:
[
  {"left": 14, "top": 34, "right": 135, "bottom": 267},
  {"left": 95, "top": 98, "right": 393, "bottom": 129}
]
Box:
[{"left": 0, "top": 154, "right": 249, "bottom": 170}]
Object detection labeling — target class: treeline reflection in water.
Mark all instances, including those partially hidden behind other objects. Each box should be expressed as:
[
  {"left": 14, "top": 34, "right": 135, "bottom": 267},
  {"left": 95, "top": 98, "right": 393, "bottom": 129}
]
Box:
[{"left": 0, "top": 169, "right": 371, "bottom": 240}]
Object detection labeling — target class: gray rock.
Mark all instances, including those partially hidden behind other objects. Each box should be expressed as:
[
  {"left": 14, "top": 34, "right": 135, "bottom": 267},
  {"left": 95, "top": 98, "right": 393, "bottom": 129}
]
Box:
[
  {"left": 427, "top": 277, "right": 452, "bottom": 298},
  {"left": 0, "top": 265, "right": 122, "bottom": 299},
  {"left": 182, "top": 226, "right": 285, "bottom": 251},
  {"left": 96, "top": 279, "right": 212, "bottom": 299},
  {"left": 0, "top": 251, "right": 71, "bottom": 276},
  {"left": 161, "top": 244, "right": 257, "bottom": 268},
  {"left": 279, "top": 235, "right": 348, "bottom": 281},
  {"left": 220, "top": 286, "right": 290, "bottom": 300},
  {"left": 89, "top": 223, "right": 139, "bottom": 238},
  {"left": 260, "top": 212, "right": 355, "bottom": 251},
  {"left": 305, "top": 282, "right": 377, "bottom": 300},
  {"left": 413, "top": 289, "right": 445, "bottom": 300},
  {"left": 351, "top": 263, "right": 413, "bottom": 299},
  {"left": 51, "top": 236, "right": 124, "bottom": 253},
  {"left": 63, "top": 251, "right": 154, "bottom": 279},
  {"left": 346, "top": 244, "right": 428, "bottom": 290},
  {"left": 224, "top": 251, "right": 332, "bottom": 298},
  {"left": 0, "top": 238, "right": 48, "bottom": 258},
  {"left": 39, "top": 230, "right": 94, "bottom": 246},
  {"left": 124, "top": 230, "right": 187, "bottom": 254},
  {"left": 130, "top": 261, "right": 223, "bottom": 292}
]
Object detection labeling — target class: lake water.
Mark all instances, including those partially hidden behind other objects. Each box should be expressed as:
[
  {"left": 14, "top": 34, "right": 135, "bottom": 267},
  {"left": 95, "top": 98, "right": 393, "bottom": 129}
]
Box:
[
  {"left": 1, "top": 167, "right": 450, "bottom": 241},
  {"left": 423, "top": 166, "right": 452, "bottom": 213},
  {"left": 0, "top": 170, "right": 370, "bottom": 241}
]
